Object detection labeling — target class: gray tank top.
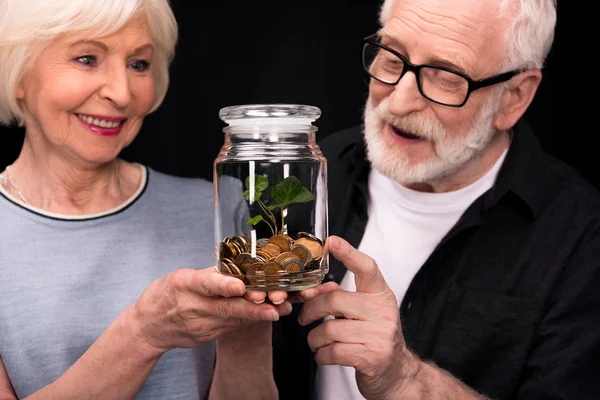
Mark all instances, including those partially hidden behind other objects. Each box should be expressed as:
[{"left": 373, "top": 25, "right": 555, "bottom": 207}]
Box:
[{"left": 0, "top": 166, "right": 216, "bottom": 399}]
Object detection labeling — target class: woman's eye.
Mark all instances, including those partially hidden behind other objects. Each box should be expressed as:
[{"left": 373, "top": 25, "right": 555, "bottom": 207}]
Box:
[
  {"left": 76, "top": 55, "right": 97, "bottom": 66},
  {"left": 129, "top": 60, "right": 150, "bottom": 72}
]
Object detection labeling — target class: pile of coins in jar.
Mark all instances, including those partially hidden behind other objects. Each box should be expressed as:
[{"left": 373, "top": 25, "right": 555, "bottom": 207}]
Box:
[{"left": 218, "top": 232, "right": 324, "bottom": 284}]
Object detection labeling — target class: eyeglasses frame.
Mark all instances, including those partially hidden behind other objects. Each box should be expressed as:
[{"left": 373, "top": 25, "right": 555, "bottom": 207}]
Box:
[{"left": 362, "top": 33, "right": 522, "bottom": 107}]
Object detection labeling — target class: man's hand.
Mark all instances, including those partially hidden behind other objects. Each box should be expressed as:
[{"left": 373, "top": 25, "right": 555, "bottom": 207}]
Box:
[{"left": 297, "top": 236, "right": 420, "bottom": 399}]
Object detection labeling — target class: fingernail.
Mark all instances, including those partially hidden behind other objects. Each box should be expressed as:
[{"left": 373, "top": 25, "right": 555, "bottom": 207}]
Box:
[
  {"left": 269, "top": 310, "right": 280, "bottom": 321},
  {"left": 230, "top": 283, "right": 244, "bottom": 296},
  {"left": 253, "top": 298, "right": 265, "bottom": 304},
  {"left": 272, "top": 297, "right": 284, "bottom": 305},
  {"left": 303, "top": 290, "right": 317, "bottom": 300},
  {"left": 285, "top": 302, "right": 293, "bottom": 313},
  {"left": 297, "top": 316, "right": 305, "bottom": 326}
]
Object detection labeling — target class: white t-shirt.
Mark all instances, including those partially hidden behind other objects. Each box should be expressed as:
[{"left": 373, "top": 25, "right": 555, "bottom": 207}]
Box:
[{"left": 316, "top": 150, "right": 508, "bottom": 400}]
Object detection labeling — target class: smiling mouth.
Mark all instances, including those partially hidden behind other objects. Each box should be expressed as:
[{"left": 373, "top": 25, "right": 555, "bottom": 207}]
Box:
[
  {"left": 76, "top": 113, "right": 126, "bottom": 129},
  {"left": 390, "top": 125, "right": 423, "bottom": 140}
]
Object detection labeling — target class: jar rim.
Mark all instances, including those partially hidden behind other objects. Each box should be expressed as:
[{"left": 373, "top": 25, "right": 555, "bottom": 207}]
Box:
[{"left": 219, "top": 104, "right": 321, "bottom": 126}]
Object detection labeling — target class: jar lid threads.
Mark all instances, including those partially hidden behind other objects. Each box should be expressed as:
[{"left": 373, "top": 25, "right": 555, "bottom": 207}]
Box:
[{"left": 219, "top": 104, "right": 321, "bottom": 126}]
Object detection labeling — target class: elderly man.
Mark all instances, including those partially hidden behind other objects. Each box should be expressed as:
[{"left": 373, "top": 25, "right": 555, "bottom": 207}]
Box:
[{"left": 273, "top": 0, "right": 600, "bottom": 399}]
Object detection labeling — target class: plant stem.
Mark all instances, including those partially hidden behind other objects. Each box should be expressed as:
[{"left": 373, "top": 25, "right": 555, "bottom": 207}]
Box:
[{"left": 257, "top": 199, "right": 276, "bottom": 236}]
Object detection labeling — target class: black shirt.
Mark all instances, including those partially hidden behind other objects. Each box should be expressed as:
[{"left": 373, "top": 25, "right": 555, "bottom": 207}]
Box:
[{"left": 273, "top": 120, "right": 600, "bottom": 400}]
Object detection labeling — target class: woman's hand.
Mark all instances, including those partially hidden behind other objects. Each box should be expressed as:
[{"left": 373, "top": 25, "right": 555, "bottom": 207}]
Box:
[{"left": 129, "top": 268, "right": 290, "bottom": 353}]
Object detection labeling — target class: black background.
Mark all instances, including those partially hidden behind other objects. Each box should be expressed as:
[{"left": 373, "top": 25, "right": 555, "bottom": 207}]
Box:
[{"left": 1, "top": 1, "right": 596, "bottom": 189}]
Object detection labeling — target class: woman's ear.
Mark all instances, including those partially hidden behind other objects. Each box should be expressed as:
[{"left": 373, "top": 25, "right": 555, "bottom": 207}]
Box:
[
  {"left": 493, "top": 69, "right": 542, "bottom": 131},
  {"left": 15, "top": 79, "right": 25, "bottom": 100}
]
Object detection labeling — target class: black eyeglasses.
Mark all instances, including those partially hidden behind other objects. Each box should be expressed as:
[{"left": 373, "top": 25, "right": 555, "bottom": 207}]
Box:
[{"left": 362, "top": 34, "right": 522, "bottom": 107}]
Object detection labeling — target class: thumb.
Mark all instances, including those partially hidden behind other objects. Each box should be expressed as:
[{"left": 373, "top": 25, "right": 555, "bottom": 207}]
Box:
[{"left": 327, "top": 235, "right": 388, "bottom": 293}]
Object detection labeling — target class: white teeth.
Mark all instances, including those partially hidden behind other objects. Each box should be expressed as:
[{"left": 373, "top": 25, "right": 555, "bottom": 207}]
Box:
[{"left": 77, "top": 114, "right": 122, "bottom": 129}]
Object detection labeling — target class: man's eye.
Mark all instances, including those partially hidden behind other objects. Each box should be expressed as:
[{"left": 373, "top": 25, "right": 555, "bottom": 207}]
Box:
[
  {"left": 76, "top": 55, "right": 97, "bottom": 66},
  {"left": 129, "top": 60, "right": 150, "bottom": 72}
]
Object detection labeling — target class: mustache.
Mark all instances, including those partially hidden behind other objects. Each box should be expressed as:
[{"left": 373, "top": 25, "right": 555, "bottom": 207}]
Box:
[{"left": 371, "top": 98, "right": 446, "bottom": 140}]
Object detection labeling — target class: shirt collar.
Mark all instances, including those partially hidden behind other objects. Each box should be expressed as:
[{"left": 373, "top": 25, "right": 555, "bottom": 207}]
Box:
[
  {"left": 342, "top": 119, "right": 553, "bottom": 219},
  {"left": 482, "top": 119, "right": 555, "bottom": 218}
]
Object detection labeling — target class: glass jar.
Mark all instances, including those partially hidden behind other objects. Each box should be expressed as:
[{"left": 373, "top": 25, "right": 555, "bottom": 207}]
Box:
[{"left": 214, "top": 104, "right": 328, "bottom": 291}]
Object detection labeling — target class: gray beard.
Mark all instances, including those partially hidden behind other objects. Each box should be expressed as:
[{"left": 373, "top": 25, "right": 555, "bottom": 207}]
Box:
[{"left": 362, "top": 94, "right": 502, "bottom": 186}]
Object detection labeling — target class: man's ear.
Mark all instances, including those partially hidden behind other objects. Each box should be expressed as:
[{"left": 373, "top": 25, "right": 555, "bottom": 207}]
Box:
[{"left": 493, "top": 69, "right": 542, "bottom": 131}]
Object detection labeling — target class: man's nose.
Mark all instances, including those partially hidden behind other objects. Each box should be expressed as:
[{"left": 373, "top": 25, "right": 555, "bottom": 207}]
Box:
[{"left": 387, "top": 71, "right": 428, "bottom": 116}]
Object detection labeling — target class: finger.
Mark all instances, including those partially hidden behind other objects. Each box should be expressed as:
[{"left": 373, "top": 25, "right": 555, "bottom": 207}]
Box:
[
  {"left": 244, "top": 291, "right": 268, "bottom": 304},
  {"left": 314, "top": 343, "right": 367, "bottom": 368},
  {"left": 286, "top": 291, "right": 304, "bottom": 304},
  {"left": 274, "top": 300, "right": 293, "bottom": 316},
  {"left": 307, "top": 318, "right": 375, "bottom": 351},
  {"left": 183, "top": 269, "right": 246, "bottom": 298},
  {"left": 298, "top": 290, "right": 373, "bottom": 325},
  {"left": 204, "top": 297, "right": 280, "bottom": 321},
  {"left": 296, "top": 281, "right": 341, "bottom": 302},
  {"left": 267, "top": 290, "right": 288, "bottom": 305},
  {"left": 244, "top": 290, "right": 288, "bottom": 305},
  {"left": 328, "top": 236, "right": 388, "bottom": 293}
]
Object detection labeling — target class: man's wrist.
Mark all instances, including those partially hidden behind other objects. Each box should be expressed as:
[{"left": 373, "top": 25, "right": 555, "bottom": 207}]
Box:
[
  {"left": 392, "top": 357, "right": 488, "bottom": 400},
  {"left": 390, "top": 348, "right": 425, "bottom": 399}
]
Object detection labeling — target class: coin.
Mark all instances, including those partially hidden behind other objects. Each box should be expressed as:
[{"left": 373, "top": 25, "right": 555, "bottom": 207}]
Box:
[
  {"left": 255, "top": 250, "right": 273, "bottom": 262},
  {"left": 259, "top": 261, "right": 282, "bottom": 283},
  {"left": 297, "top": 232, "right": 323, "bottom": 246},
  {"left": 260, "top": 243, "right": 283, "bottom": 259},
  {"left": 281, "top": 258, "right": 302, "bottom": 273},
  {"left": 223, "top": 259, "right": 244, "bottom": 277},
  {"left": 290, "top": 244, "right": 312, "bottom": 264},
  {"left": 294, "top": 237, "right": 323, "bottom": 260},
  {"left": 274, "top": 251, "right": 301, "bottom": 266},
  {"left": 231, "top": 235, "right": 251, "bottom": 253},
  {"left": 227, "top": 241, "right": 244, "bottom": 257},
  {"left": 256, "top": 238, "right": 270, "bottom": 248},
  {"left": 219, "top": 241, "right": 235, "bottom": 260},
  {"left": 219, "top": 260, "right": 233, "bottom": 274},
  {"left": 245, "top": 262, "right": 264, "bottom": 276},
  {"left": 246, "top": 269, "right": 266, "bottom": 285},
  {"left": 268, "top": 235, "right": 291, "bottom": 252},
  {"left": 228, "top": 263, "right": 244, "bottom": 277},
  {"left": 234, "top": 253, "right": 256, "bottom": 267},
  {"left": 260, "top": 261, "right": 282, "bottom": 275},
  {"left": 254, "top": 253, "right": 268, "bottom": 263}
]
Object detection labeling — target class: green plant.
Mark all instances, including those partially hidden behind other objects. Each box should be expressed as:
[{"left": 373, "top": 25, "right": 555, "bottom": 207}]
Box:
[{"left": 243, "top": 174, "right": 315, "bottom": 235}]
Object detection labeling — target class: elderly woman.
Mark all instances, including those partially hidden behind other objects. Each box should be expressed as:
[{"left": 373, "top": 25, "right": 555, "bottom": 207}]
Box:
[{"left": 0, "top": 0, "right": 289, "bottom": 398}]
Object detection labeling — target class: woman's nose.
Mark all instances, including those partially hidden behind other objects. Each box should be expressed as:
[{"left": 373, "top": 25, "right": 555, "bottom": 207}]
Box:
[{"left": 98, "top": 65, "right": 132, "bottom": 108}]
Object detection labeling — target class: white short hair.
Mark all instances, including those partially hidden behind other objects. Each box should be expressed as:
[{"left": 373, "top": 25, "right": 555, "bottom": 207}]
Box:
[
  {"left": 378, "top": 0, "right": 557, "bottom": 71},
  {"left": 0, "top": 0, "right": 178, "bottom": 126}
]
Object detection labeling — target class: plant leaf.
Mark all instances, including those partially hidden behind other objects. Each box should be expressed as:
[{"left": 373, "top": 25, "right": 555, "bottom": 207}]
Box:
[
  {"left": 245, "top": 174, "right": 269, "bottom": 192},
  {"left": 272, "top": 176, "right": 315, "bottom": 209},
  {"left": 243, "top": 189, "right": 263, "bottom": 201},
  {"left": 246, "top": 214, "right": 265, "bottom": 226}
]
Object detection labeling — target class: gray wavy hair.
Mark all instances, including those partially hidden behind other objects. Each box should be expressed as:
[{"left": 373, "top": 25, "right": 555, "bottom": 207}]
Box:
[{"left": 378, "top": 0, "right": 557, "bottom": 71}]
